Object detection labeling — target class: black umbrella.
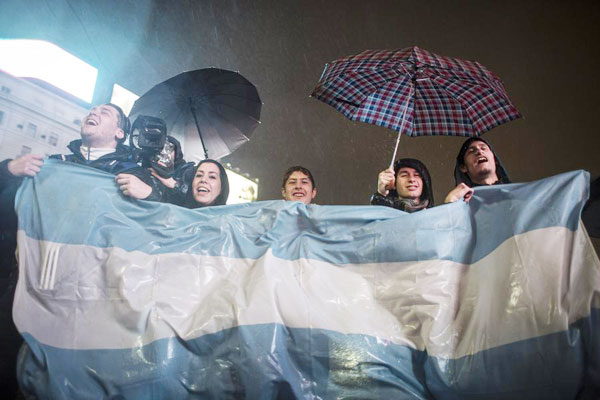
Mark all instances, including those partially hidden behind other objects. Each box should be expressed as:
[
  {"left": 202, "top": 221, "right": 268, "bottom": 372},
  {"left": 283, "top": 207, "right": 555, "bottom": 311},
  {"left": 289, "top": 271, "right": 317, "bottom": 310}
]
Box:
[{"left": 130, "top": 68, "right": 262, "bottom": 160}]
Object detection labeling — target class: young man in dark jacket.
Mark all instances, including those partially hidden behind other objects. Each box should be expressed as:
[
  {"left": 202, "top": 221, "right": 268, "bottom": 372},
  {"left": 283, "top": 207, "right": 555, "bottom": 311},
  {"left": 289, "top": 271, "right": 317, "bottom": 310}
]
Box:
[
  {"left": 0, "top": 103, "right": 157, "bottom": 396},
  {"left": 444, "top": 137, "right": 511, "bottom": 203},
  {"left": 1, "top": 103, "right": 160, "bottom": 200},
  {"left": 370, "top": 158, "right": 434, "bottom": 213}
]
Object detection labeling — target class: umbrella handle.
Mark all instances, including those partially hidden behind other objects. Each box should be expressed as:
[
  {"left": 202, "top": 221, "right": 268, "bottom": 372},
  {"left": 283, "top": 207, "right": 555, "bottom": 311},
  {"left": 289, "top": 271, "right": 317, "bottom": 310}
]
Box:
[
  {"left": 389, "top": 130, "right": 402, "bottom": 170},
  {"left": 389, "top": 94, "right": 411, "bottom": 169},
  {"left": 189, "top": 98, "right": 209, "bottom": 160}
]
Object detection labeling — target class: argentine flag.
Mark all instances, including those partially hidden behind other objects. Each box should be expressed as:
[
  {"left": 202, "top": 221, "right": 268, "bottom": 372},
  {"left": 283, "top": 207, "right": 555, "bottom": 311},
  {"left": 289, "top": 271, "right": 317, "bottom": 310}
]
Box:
[{"left": 13, "top": 160, "right": 600, "bottom": 399}]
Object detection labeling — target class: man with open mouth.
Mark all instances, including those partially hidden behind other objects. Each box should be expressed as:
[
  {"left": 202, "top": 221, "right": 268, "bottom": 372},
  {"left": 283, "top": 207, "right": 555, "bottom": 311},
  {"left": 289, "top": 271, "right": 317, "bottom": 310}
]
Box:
[
  {"left": 281, "top": 166, "right": 317, "bottom": 205},
  {"left": 444, "top": 137, "right": 511, "bottom": 203}
]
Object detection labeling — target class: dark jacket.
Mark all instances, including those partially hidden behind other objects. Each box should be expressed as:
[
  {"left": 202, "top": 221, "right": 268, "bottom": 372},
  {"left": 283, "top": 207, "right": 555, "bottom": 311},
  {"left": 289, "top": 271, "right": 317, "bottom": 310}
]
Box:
[
  {"left": 583, "top": 176, "right": 600, "bottom": 238},
  {"left": 159, "top": 137, "right": 196, "bottom": 207},
  {"left": 51, "top": 140, "right": 162, "bottom": 201},
  {"left": 370, "top": 158, "right": 434, "bottom": 213},
  {"left": 454, "top": 137, "right": 510, "bottom": 187},
  {"left": 185, "top": 159, "right": 230, "bottom": 208}
]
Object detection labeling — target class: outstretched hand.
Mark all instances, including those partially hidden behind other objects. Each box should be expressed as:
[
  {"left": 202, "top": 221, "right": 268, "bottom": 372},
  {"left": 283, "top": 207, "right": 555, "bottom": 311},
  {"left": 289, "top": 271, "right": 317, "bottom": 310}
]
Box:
[
  {"left": 7, "top": 154, "right": 44, "bottom": 177},
  {"left": 116, "top": 174, "right": 152, "bottom": 199},
  {"left": 377, "top": 168, "right": 396, "bottom": 196},
  {"left": 444, "top": 183, "right": 474, "bottom": 203}
]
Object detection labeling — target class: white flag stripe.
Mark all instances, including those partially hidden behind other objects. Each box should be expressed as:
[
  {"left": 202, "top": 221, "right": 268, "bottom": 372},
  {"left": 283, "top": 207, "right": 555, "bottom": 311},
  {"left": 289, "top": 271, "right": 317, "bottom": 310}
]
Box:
[{"left": 16, "top": 223, "right": 600, "bottom": 360}]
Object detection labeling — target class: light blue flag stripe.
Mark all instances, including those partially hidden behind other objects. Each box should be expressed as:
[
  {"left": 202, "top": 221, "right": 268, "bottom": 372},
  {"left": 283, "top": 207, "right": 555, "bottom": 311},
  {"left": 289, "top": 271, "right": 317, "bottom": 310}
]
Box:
[{"left": 15, "top": 160, "right": 588, "bottom": 265}]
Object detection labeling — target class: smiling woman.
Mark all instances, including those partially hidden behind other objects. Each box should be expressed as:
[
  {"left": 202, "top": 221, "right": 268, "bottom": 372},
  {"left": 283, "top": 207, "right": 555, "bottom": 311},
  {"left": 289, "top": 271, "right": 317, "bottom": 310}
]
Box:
[{"left": 187, "top": 159, "right": 230, "bottom": 208}]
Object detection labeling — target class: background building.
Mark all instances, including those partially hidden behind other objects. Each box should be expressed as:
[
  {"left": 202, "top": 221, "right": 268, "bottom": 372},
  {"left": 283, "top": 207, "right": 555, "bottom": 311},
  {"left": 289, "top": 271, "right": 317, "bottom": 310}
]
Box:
[{"left": 0, "top": 69, "right": 87, "bottom": 160}]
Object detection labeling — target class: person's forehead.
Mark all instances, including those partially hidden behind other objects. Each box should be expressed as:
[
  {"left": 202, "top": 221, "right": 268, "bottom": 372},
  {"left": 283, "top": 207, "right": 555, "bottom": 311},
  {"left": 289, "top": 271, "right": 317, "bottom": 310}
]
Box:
[
  {"left": 468, "top": 140, "right": 488, "bottom": 149},
  {"left": 93, "top": 104, "right": 119, "bottom": 118},
  {"left": 288, "top": 171, "right": 310, "bottom": 181},
  {"left": 398, "top": 166, "right": 419, "bottom": 174},
  {"left": 198, "top": 162, "right": 220, "bottom": 174}
]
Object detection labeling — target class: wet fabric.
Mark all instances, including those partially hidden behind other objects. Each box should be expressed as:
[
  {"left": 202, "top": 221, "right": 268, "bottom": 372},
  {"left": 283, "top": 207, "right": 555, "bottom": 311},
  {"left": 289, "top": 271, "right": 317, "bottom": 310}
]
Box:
[{"left": 13, "top": 160, "right": 600, "bottom": 399}]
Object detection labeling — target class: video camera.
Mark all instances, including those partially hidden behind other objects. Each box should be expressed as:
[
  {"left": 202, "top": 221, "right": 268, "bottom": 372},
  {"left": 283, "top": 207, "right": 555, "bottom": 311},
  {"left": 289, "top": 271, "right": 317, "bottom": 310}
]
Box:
[{"left": 129, "top": 115, "right": 174, "bottom": 178}]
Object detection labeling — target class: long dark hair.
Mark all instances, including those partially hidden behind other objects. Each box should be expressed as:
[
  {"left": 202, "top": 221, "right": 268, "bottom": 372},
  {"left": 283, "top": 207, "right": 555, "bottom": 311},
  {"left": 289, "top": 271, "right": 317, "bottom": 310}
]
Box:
[{"left": 186, "top": 159, "right": 230, "bottom": 208}]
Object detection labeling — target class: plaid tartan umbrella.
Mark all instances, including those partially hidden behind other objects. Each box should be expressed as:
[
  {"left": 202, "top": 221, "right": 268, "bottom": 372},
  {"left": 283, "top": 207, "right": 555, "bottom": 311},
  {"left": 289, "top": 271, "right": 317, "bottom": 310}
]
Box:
[{"left": 311, "top": 46, "right": 521, "bottom": 166}]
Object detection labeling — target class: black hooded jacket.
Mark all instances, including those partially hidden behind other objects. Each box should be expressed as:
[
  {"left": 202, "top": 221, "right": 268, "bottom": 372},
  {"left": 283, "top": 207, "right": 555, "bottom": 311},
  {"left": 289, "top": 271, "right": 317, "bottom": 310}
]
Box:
[
  {"left": 159, "top": 136, "right": 196, "bottom": 207},
  {"left": 583, "top": 176, "right": 600, "bottom": 238},
  {"left": 370, "top": 158, "right": 434, "bottom": 212},
  {"left": 185, "top": 159, "right": 230, "bottom": 208},
  {"left": 454, "top": 137, "right": 511, "bottom": 187}
]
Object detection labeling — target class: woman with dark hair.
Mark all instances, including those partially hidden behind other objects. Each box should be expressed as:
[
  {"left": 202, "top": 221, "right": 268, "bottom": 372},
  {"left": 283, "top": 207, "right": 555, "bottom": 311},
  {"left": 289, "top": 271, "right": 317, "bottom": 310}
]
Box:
[
  {"left": 370, "top": 158, "right": 434, "bottom": 213},
  {"left": 186, "top": 159, "right": 230, "bottom": 208}
]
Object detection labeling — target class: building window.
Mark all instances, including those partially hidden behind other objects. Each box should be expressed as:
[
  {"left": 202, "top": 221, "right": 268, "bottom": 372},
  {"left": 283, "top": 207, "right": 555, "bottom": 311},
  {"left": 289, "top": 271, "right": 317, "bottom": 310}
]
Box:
[
  {"left": 48, "top": 133, "right": 58, "bottom": 147},
  {"left": 26, "top": 122, "right": 37, "bottom": 137},
  {"left": 20, "top": 146, "right": 31, "bottom": 156},
  {"left": 0, "top": 110, "right": 4, "bottom": 125},
  {"left": 1, "top": 86, "right": 10, "bottom": 94},
  {"left": 73, "top": 119, "right": 81, "bottom": 126}
]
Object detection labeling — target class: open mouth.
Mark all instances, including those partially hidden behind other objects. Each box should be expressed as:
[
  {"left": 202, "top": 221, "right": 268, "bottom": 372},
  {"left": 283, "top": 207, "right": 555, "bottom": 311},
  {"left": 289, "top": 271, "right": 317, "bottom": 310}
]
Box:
[
  {"left": 197, "top": 187, "right": 210, "bottom": 193},
  {"left": 476, "top": 156, "right": 488, "bottom": 165},
  {"left": 293, "top": 191, "right": 305, "bottom": 197},
  {"left": 85, "top": 119, "right": 98, "bottom": 126}
]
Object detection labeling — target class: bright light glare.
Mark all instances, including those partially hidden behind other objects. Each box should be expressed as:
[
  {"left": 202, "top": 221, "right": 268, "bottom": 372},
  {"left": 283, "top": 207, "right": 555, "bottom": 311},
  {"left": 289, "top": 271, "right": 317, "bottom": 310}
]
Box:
[
  {"left": 226, "top": 169, "right": 258, "bottom": 204},
  {"left": 111, "top": 84, "right": 139, "bottom": 115},
  {"left": 0, "top": 39, "right": 97, "bottom": 102}
]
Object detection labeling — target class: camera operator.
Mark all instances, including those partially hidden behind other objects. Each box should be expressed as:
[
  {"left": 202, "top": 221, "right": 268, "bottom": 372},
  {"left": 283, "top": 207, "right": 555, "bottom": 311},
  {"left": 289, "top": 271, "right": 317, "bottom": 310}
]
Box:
[
  {"left": 119, "top": 116, "right": 195, "bottom": 206},
  {"left": 150, "top": 136, "right": 196, "bottom": 207}
]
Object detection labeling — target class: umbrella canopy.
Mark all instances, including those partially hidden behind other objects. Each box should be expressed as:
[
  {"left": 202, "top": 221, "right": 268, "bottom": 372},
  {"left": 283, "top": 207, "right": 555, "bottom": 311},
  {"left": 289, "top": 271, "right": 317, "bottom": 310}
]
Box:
[
  {"left": 311, "top": 47, "right": 521, "bottom": 165},
  {"left": 130, "top": 68, "right": 262, "bottom": 160}
]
